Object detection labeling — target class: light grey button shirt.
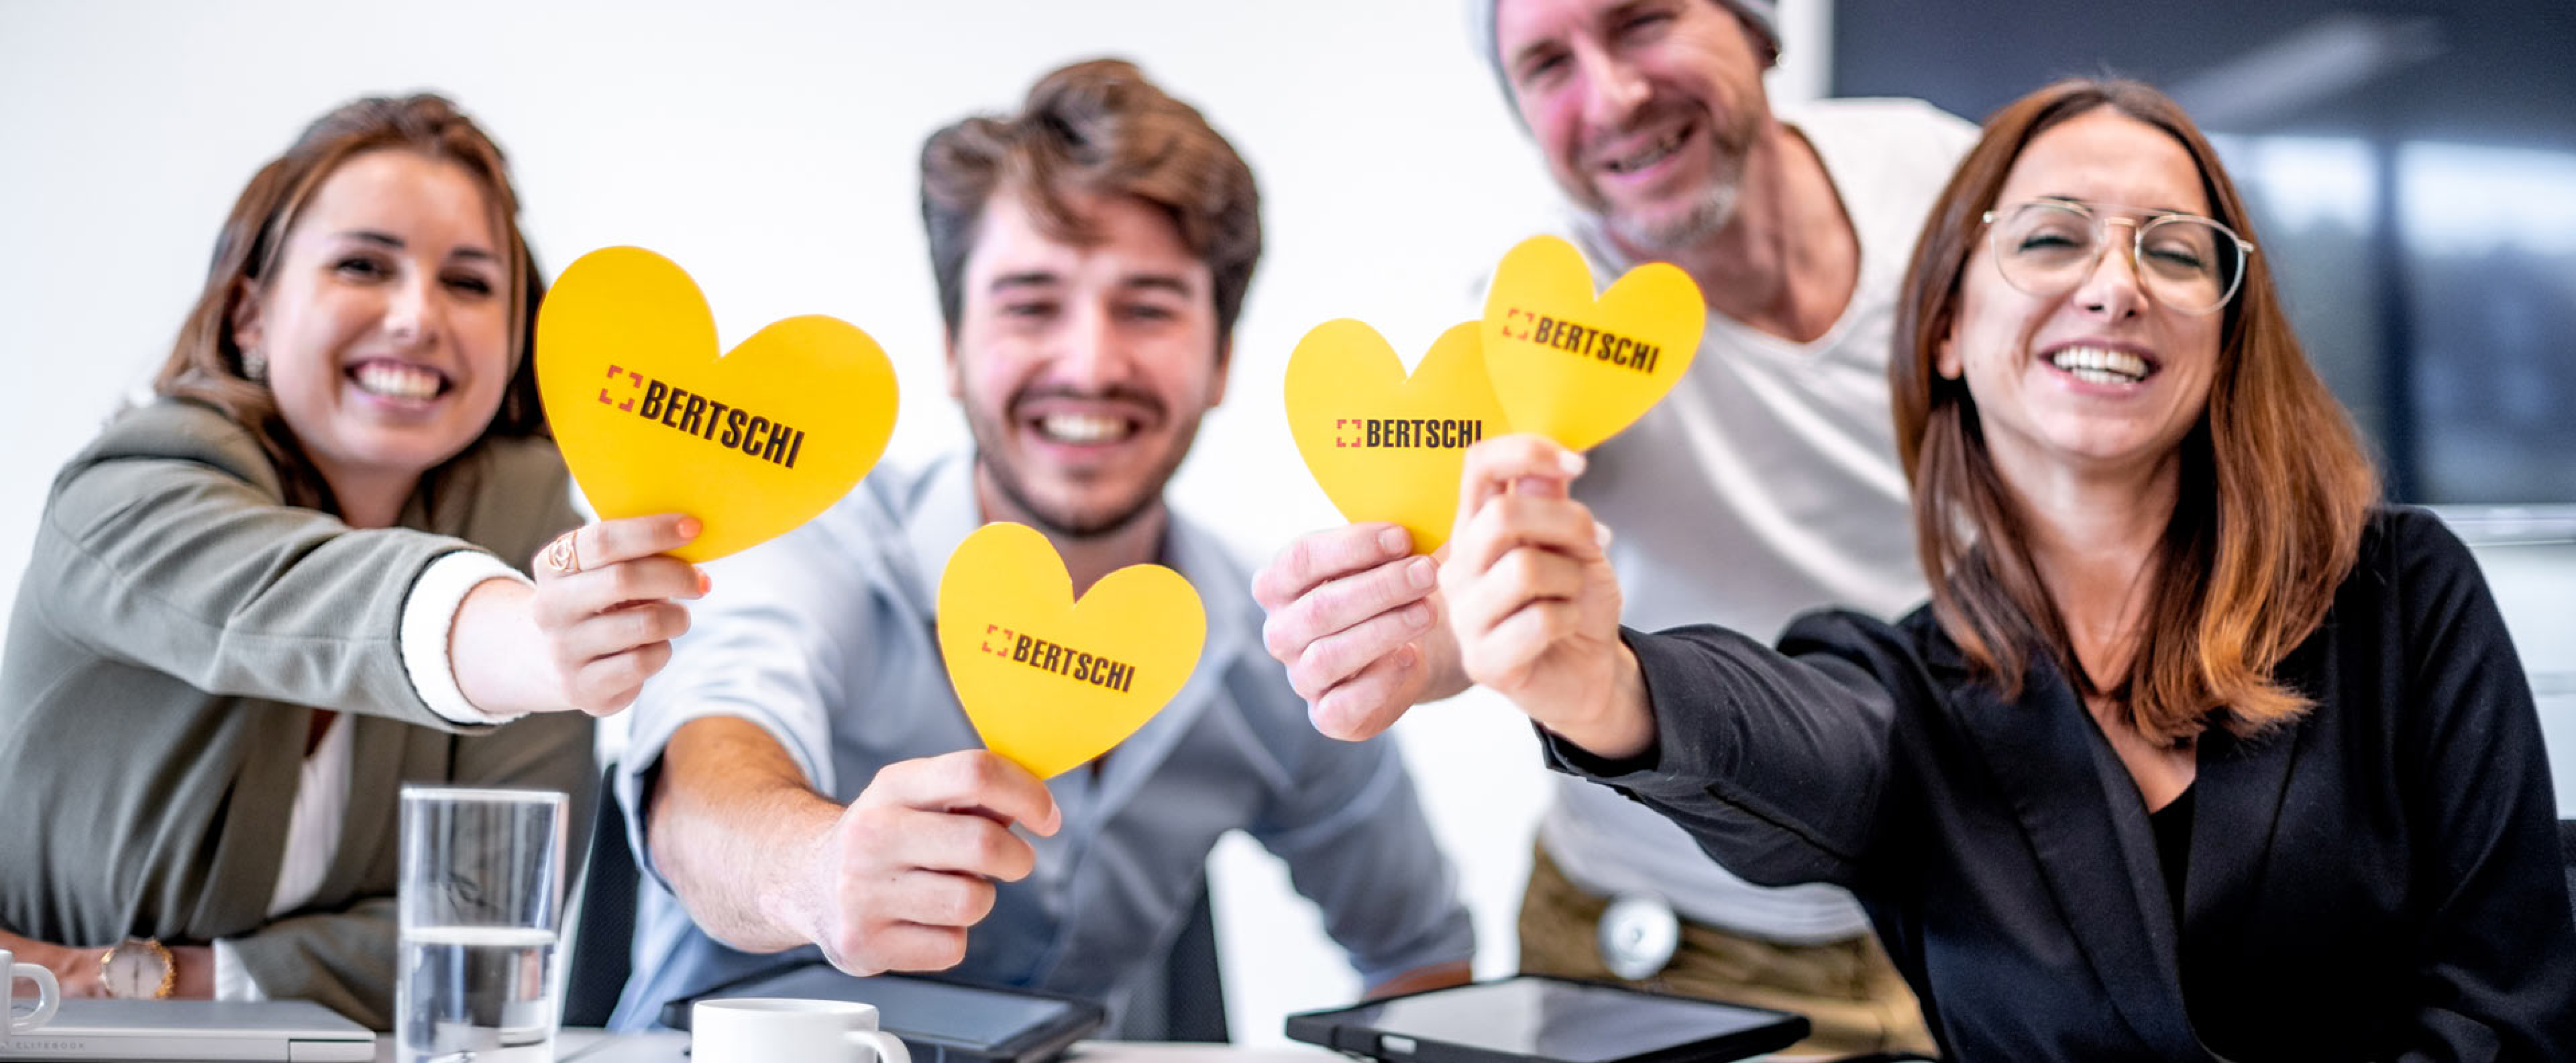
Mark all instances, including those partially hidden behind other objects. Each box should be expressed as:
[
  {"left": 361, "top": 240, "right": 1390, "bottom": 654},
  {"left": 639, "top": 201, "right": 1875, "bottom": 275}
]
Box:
[{"left": 608, "top": 454, "right": 1472, "bottom": 1032}]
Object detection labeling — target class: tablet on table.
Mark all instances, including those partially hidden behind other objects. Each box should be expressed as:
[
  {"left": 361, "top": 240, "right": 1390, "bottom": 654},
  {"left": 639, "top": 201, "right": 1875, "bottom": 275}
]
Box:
[
  {"left": 1285, "top": 975, "right": 1807, "bottom": 1063},
  {"left": 662, "top": 959, "right": 1104, "bottom": 1063}
]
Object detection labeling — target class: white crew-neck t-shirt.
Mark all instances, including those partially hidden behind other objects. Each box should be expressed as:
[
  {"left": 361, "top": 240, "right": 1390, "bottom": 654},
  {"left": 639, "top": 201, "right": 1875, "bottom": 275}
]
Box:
[{"left": 1540, "top": 97, "right": 1976, "bottom": 943}]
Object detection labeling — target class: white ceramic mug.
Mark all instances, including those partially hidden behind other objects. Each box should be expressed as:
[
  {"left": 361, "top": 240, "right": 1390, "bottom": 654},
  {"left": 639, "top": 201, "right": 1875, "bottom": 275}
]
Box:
[
  {"left": 692, "top": 998, "right": 911, "bottom": 1063},
  {"left": 0, "top": 948, "right": 61, "bottom": 1039}
]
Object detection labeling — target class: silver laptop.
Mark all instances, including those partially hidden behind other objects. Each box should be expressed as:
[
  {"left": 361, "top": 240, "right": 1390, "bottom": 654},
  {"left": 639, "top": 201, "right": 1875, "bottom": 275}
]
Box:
[{"left": 0, "top": 999, "right": 374, "bottom": 1061}]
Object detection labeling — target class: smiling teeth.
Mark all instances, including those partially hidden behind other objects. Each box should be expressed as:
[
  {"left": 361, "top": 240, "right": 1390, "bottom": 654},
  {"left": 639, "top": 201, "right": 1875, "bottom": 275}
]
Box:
[
  {"left": 2050, "top": 347, "right": 2149, "bottom": 384},
  {"left": 1606, "top": 130, "right": 1684, "bottom": 174},
  {"left": 355, "top": 363, "right": 440, "bottom": 400},
  {"left": 1039, "top": 413, "right": 1132, "bottom": 444}
]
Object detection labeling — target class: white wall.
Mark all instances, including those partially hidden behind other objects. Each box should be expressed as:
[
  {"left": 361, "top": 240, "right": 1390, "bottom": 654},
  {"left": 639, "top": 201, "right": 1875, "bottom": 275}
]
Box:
[{"left": 0, "top": 0, "right": 1828, "bottom": 1046}]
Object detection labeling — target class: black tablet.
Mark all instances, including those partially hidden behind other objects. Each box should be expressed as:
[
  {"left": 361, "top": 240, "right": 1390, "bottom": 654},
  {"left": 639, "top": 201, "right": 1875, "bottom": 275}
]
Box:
[
  {"left": 661, "top": 959, "right": 1104, "bottom": 1063},
  {"left": 1285, "top": 975, "right": 1808, "bottom": 1063}
]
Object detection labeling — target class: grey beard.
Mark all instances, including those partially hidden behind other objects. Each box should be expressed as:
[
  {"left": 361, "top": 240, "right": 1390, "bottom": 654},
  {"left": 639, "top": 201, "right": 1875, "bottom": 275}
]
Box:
[{"left": 1613, "top": 177, "right": 1744, "bottom": 255}]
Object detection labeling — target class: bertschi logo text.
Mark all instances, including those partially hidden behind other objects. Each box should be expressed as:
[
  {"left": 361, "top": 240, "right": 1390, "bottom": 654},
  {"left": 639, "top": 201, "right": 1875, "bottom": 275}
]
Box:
[
  {"left": 1498, "top": 307, "right": 1663, "bottom": 375},
  {"left": 1331, "top": 417, "right": 1485, "bottom": 449},
  {"left": 978, "top": 624, "right": 1140, "bottom": 694},
  {"left": 595, "top": 363, "right": 810, "bottom": 469}
]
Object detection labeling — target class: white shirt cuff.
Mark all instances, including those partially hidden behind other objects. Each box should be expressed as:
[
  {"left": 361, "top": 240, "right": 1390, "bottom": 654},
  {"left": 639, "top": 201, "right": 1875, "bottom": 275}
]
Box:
[
  {"left": 402, "top": 550, "right": 534, "bottom": 725},
  {"left": 210, "top": 939, "right": 268, "bottom": 1002}
]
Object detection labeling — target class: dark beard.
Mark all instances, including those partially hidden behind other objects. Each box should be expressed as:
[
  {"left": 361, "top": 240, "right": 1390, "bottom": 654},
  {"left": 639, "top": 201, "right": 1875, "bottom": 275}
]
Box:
[
  {"left": 975, "top": 447, "right": 1167, "bottom": 540},
  {"left": 960, "top": 392, "right": 1197, "bottom": 541}
]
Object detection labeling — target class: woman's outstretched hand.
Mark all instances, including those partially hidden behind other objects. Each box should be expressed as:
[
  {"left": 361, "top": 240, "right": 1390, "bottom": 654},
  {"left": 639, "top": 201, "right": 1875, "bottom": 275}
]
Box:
[
  {"left": 455, "top": 513, "right": 708, "bottom": 717},
  {"left": 1440, "top": 436, "right": 1653, "bottom": 759}
]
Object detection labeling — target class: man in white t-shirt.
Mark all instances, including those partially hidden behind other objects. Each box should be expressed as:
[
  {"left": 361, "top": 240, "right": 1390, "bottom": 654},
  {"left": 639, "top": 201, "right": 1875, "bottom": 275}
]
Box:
[{"left": 1250, "top": 0, "right": 1969, "bottom": 1053}]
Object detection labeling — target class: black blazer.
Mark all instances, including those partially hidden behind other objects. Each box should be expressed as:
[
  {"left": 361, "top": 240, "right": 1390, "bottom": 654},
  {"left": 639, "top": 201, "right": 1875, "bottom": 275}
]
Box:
[{"left": 1549, "top": 507, "right": 2576, "bottom": 1061}]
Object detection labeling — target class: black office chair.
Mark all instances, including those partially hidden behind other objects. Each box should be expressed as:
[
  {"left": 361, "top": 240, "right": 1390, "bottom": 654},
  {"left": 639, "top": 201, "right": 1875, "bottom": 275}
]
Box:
[
  {"left": 2560, "top": 819, "right": 2575, "bottom": 911},
  {"left": 1109, "top": 871, "right": 1231, "bottom": 1042},
  {"left": 1157, "top": 878, "right": 1229, "bottom": 1042},
  {"left": 561, "top": 765, "right": 639, "bottom": 1028}
]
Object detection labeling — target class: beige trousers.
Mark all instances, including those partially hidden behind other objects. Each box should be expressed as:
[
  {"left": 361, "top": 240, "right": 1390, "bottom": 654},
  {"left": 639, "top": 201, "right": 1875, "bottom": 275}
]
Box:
[{"left": 1516, "top": 845, "right": 1938, "bottom": 1058}]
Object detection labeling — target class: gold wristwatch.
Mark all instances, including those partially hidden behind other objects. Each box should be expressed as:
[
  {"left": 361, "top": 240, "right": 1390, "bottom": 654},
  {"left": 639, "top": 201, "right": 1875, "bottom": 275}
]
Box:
[{"left": 101, "top": 937, "right": 176, "bottom": 999}]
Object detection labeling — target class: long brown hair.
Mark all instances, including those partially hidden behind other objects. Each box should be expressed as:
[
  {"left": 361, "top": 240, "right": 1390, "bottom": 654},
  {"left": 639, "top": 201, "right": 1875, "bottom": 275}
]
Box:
[
  {"left": 1889, "top": 78, "right": 2379, "bottom": 743},
  {"left": 919, "top": 58, "right": 1262, "bottom": 348},
  {"left": 152, "top": 93, "right": 547, "bottom": 511}
]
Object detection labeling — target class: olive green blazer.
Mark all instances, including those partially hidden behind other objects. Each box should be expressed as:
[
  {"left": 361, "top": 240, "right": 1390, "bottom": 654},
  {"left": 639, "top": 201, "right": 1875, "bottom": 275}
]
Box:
[{"left": 0, "top": 399, "right": 595, "bottom": 1029}]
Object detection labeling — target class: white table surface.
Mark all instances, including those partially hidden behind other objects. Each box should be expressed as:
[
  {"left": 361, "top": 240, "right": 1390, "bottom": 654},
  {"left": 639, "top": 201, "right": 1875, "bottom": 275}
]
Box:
[{"left": 372, "top": 1030, "right": 1345, "bottom": 1063}]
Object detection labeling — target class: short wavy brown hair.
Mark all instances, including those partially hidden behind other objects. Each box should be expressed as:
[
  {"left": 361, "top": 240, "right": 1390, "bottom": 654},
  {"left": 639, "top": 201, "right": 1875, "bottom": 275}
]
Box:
[
  {"left": 153, "top": 93, "right": 546, "bottom": 510},
  {"left": 919, "top": 59, "right": 1261, "bottom": 351}
]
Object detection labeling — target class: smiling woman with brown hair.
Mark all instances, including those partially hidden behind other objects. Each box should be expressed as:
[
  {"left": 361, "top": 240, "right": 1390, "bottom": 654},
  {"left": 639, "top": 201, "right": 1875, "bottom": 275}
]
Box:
[
  {"left": 1430, "top": 77, "right": 2576, "bottom": 1060},
  {"left": 0, "top": 93, "right": 702, "bottom": 1029},
  {"left": 1889, "top": 79, "right": 2379, "bottom": 755}
]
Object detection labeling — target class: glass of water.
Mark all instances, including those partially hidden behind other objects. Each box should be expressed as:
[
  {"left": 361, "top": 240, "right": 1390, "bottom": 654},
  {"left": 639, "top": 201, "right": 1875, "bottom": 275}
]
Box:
[{"left": 398, "top": 786, "right": 568, "bottom": 1063}]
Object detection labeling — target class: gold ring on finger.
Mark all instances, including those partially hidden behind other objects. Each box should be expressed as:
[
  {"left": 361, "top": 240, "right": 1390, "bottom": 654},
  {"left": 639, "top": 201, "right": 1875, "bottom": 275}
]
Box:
[{"left": 542, "top": 532, "right": 581, "bottom": 576}]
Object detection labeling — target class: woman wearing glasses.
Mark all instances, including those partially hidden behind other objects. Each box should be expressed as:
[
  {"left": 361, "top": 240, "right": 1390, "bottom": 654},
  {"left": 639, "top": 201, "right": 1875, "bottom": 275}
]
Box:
[{"left": 1437, "top": 78, "right": 2575, "bottom": 1059}]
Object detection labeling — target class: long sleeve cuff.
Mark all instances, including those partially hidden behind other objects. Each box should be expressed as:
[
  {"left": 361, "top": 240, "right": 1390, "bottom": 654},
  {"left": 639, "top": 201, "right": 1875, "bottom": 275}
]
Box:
[
  {"left": 210, "top": 939, "right": 269, "bottom": 1002},
  {"left": 402, "top": 550, "right": 533, "bottom": 725}
]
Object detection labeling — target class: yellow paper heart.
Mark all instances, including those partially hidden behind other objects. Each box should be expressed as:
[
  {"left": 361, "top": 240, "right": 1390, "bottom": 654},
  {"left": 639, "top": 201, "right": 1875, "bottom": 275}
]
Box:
[
  {"left": 1481, "top": 235, "right": 1704, "bottom": 452},
  {"left": 1284, "top": 320, "right": 1504, "bottom": 554},
  {"left": 937, "top": 522, "right": 1206, "bottom": 780},
  {"left": 537, "top": 247, "right": 896, "bottom": 563}
]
